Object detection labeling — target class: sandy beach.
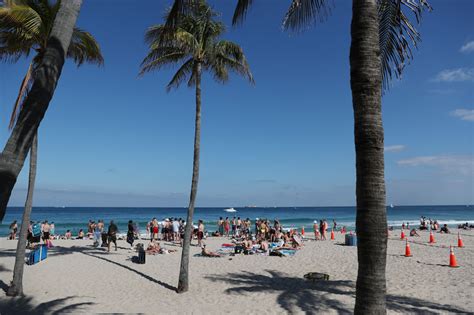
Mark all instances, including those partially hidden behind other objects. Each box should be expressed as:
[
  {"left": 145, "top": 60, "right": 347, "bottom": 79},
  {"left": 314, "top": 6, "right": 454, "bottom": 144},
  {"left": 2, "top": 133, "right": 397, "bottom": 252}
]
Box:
[{"left": 0, "top": 229, "right": 473, "bottom": 314}]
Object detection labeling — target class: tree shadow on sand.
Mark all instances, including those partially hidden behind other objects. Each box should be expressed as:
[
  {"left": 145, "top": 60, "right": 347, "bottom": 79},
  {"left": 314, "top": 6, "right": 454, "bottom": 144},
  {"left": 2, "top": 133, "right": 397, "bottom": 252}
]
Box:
[
  {"left": 206, "top": 270, "right": 470, "bottom": 314},
  {"left": 0, "top": 295, "right": 94, "bottom": 315}
]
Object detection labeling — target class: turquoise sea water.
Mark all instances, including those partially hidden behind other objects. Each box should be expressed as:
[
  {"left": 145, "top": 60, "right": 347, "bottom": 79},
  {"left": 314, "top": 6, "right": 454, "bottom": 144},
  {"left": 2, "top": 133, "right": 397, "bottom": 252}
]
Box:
[{"left": 1, "top": 205, "right": 473, "bottom": 237}]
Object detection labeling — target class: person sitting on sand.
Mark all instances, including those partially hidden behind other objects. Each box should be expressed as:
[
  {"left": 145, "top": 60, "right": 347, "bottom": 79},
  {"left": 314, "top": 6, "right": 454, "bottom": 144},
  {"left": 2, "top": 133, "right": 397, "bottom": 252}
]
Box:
[
  {"left": 260, "top": 240, "right": 269, "bottom": 252},
  {"left": 410, "top": 229, "right": 420, "bottom": 237},
  {"left": 77, "top": 229, "right": 84, "bottom": 239},
  {"left": 146, "top": 240, "right": 161, "bottom": 254},
  {"left": 440, "top": 224, "right": 450, "bottom": 234},
  {"left": 107, "top": 220, "right": 118, "bottom": 252},
  {"left": 201, "top": 245, "right": 221, "bottom": 257},
  {"left": 65, "top": 230, "right": 72, "bottom": 239}
]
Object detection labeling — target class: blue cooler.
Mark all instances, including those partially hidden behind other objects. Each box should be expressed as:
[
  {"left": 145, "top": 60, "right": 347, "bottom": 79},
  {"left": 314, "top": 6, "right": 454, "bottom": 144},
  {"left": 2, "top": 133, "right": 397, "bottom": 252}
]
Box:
[
  {"left": 345, "top": 234, "right": 357, "bottom": 246},
  {"left": 28, "top": 244, "right": 48, "bottom": 265}
]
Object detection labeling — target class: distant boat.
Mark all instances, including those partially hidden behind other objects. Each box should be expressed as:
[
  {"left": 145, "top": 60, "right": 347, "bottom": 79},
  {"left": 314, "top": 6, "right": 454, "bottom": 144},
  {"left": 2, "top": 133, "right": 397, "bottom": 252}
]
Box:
[
  {"left": 245, "top": 205, "right": 257, "bottom": 208},
  {"left": 224, "top": 207, "right": 237, "bottom": 213},
  {"left": 389, "top": 204, "right": 394, "bottom": 208}
]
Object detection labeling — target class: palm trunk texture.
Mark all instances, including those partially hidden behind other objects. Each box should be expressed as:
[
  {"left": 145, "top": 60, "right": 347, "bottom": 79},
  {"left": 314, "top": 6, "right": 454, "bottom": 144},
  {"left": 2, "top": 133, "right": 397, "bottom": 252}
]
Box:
[
  {"left": 350, "top": 0, "right": 388, "bottom": 313},
  {"left": 7, "top": 134, "right": 38, "bottom": 297},
  {"left": 0, "top": 0, "right": 83, "bottom": 221},
  {"left": 177, "top": 61, "right": 202, "bottom": 293}
]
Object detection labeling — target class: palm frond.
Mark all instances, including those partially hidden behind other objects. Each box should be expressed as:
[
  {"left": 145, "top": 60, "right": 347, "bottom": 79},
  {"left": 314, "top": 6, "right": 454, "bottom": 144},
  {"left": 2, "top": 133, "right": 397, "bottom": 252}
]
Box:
[
  {"left": 232, "top": 0, "right": 253, "bottom": 26},
  {"left": 378, "top": 0, "right": 432, "bottom": 90},
  {"left": 282, "top": 0, "right": 332, "bottom": 32},
  {"left": 67, "top": 27, "right": 104, "bottom": 66},
  {"left": 140, "top": 50, "right": 188, "bottom": 75},
  {"left": 167, "top": 57, "right": 194, "bottom": 91}
]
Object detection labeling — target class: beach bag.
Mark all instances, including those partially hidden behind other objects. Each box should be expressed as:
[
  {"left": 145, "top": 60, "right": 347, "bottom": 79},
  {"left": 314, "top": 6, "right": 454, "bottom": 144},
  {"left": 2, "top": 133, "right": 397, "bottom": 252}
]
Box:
[
  {"left": 28, "top": 244, "right": 47, "bottom": 265},
  {"left": 32, "top": 224, "right": 41, "bottom": 237}
]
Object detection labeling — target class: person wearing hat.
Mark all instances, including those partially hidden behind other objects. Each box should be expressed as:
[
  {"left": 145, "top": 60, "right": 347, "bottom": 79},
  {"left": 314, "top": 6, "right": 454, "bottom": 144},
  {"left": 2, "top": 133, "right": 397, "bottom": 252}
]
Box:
[{"left": 313, "top": 220, "right": 320, "bottom": 240}]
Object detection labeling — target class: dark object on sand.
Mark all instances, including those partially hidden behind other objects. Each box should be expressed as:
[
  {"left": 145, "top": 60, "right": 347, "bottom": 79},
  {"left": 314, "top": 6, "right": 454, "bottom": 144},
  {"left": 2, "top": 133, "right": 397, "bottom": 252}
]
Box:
[
  {"left": 304, "top": 272, "right": 330, "bottom": 282},
  {"left": 101, "top": 232, "right": 108, "bottom": 247}
]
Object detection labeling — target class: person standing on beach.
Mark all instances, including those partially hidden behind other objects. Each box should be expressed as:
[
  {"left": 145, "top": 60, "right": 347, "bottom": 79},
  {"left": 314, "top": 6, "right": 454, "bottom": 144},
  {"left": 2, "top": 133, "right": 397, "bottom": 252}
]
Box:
[
  {"left": 231, "top": 217, "right": 237, "bottom": 236},
  {"left": 50, "top": 222, "right": 55, "bottom": 238},
  {"left": 173, "top": 218, "right": 180, "bottom": 242},
  {"left": 127, "top": 220, "right": 135, "bottom": 249},
  {"left": 224, "top": 217, "right": 230, "bottom": 237},
  {"left": 152, "top": 218, "right": 159, "bottom": 240},
  {"left": 217, "top": 217, "right": 224, "bottom": 236},
  {"left": 42, "top": 221, "right": 51, "bottom": 242},
  {"left": 97, "top": 220, "right": 104, "bottom": 233},
  {"left": 197, "top": 220, "right": 205, "bottom": 247},
  {"left": 313, "top": 221, "right": 320, "bottom": 240},
  {"left": 320, "top": 220, "right": 326, "bottom": 240},
  {"left": 237, "top": 217, "right": 242, "bottom": 236},
  {"left": 333, "top": 220, "right": 337, "bottom": 232},
  {"left": 107, "top": 220, "right": 118, "bottom": 252},
  {"left": 9, "top": 221, "right": 18, "bottom": 240}
]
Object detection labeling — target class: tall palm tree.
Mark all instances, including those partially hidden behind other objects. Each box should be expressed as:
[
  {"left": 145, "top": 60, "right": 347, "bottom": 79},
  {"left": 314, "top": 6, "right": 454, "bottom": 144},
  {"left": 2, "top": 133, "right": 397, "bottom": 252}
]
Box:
[
  {"left": 167, "top": 0, "right": 430, "bottom": 312},
  {"left": 140, "top": 0, "right": 253, "bottom": 293},
  {"left": 0, "top": 0, "right": 102, "bottom": 296},
  {"left": 236, "top": 0, "right": 429, "bottom": 313}
]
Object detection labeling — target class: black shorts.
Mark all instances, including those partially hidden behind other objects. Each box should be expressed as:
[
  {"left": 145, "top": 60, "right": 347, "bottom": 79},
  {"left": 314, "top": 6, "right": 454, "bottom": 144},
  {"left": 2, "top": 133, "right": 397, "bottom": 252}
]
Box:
[
  {"left": 197, "top": 231, "right": 204, "bottom": 240},
  {"left": 43, "top": 232, "right": 50, "bottom": 240},
  {"left": 108, "top": 235, "right": 117, "bottom": 243}
]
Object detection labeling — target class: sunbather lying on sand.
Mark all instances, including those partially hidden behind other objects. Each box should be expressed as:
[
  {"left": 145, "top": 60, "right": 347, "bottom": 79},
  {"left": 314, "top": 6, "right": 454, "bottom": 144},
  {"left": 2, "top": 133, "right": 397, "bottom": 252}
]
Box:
[{"left": 201, "top": 245, "right": 221, "bottom": 257}]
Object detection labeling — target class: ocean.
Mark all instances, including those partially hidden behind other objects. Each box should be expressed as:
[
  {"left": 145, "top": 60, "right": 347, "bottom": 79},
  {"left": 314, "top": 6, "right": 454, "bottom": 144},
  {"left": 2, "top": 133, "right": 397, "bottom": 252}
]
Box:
[{"left": 1, "top": 205, "right": 473, "bottom": 237}]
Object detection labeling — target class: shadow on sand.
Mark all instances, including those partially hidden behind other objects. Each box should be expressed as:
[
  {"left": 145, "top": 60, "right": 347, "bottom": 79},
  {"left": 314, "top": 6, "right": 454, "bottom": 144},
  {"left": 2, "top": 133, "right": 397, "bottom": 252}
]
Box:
[
  {"left": 0, "top": 295, "right": 94, "bottom": 315},
  {"left": 206, "top": 269, "right": 469, "bottom": 314}
]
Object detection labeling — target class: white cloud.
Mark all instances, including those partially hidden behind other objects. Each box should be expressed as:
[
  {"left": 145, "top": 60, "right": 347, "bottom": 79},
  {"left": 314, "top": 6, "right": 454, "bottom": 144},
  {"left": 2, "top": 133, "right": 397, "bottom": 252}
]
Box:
[
  {"left": 460, "top": 41, "right": 474, "bottom": 53},
  {"left": 450, "top": 109, "right": 474, "bottom": 121},
  {"left": 384, "top": 145, "right": 406, "bottom": 153},
  {"left": 433, "top": 68, "right": 474, "bottom": 82},
  {"left": 397, "top": 155, "right": 474, "bottom": 176}
]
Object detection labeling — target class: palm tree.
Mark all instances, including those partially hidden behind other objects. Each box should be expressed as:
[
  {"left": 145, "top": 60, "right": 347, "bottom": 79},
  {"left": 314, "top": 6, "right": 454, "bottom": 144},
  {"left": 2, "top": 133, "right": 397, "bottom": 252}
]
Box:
[
  {"left": 140, "top": 0, "right": 253, "bottom": 293},
  {"left": 0, "top": 0, "right": 102, "bottom": 296},
  {"left": 167, "top": 0, "right": 430, "bottom": 312}
]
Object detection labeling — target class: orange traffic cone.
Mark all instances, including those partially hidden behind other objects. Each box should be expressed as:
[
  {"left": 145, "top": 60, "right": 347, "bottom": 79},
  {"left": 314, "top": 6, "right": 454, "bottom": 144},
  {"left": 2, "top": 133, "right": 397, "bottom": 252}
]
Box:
[
  {"left": 330, "top": 230, "right": 335, "bottom": 240},
  {"left": 429, "top": 231, "right": 435, "bottom": 244},
  {"left": 301, "top": 226, "right": 305, "bottom": 236},
  {"left": 404, "top": 239, "right": 412, "bottom": 257},
  {"left": 400, "top": 230, "right": 405, "bottom": 240},
  {"left": 449, "top": 246, "right": 459, "bottom": 268},
  {"left": 458, "top": 233, "right": 464, "bottom": 248}
]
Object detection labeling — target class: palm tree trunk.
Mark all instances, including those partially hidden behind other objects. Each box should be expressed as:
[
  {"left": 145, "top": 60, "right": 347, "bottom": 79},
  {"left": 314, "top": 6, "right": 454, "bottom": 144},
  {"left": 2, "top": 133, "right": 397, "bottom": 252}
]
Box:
[
  {"left": 177, "top": 61, "right": 202, "bottom": 293},
  {"left": 0, "top": 0, "right": 83, "bottom": 221},
  {"left": 9, "top": 62, "right": 33, "bottom": 130},
  {"left": 6, "top": 134, "right": 37, "bottom": 297},
  {"left": 350, "top": 0, "right": 388, "bottom": 313}
]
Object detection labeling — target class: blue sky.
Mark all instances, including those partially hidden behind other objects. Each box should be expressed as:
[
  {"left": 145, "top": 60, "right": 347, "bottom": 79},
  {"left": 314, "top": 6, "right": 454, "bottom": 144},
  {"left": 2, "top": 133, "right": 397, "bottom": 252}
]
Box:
[{"left": 1, "top": 0, "right": 473, "bottom": 207}]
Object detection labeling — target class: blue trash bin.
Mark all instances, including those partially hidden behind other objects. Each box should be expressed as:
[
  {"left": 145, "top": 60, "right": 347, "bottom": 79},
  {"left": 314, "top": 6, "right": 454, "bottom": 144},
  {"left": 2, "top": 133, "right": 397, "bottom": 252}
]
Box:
[{"left": 345, "top": 234, "right": 357, "bottom": 246}]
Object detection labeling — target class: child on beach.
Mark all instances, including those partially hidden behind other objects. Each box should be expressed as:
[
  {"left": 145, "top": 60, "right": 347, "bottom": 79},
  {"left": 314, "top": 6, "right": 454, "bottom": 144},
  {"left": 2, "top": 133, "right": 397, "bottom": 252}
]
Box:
[{"left": 313, "top": 221, "right": 320, "bottom": 240}]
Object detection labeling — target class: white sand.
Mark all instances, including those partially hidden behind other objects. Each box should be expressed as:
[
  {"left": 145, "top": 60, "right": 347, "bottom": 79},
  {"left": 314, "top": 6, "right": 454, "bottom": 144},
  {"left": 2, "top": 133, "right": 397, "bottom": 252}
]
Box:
[{"left": 0, "top": 230, "right": 473, "bottom": 314}]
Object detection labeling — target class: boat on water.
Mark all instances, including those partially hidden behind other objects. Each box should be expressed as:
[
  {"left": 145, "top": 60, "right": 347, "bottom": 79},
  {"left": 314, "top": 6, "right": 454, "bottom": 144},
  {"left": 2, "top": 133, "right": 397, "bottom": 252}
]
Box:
[
  {"left": 224, "top": 207, "right": 237, "bottom": 213},
  {"left": 389, "top": 204, "right": 394, "bottom": 208}
]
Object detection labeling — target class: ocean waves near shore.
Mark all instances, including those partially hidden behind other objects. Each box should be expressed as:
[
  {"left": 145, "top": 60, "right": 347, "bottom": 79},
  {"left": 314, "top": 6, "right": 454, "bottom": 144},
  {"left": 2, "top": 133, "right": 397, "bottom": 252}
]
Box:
[{"left": 1, "top": 205, "right": 473, "bottom": 236}]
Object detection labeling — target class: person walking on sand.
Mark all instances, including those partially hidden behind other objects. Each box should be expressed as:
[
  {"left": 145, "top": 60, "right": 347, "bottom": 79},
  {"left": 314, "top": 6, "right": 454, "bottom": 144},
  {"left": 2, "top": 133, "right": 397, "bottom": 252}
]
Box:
[
  {"left": 9, "top": 221, "right": 18, "bottom": 240},
  {"left": 107, "top": 220, "right": 118, "bottom": 252},
  {"left": 127, "top": 220, "right": 135, "bottom": 249},
  {"left": 332, "top": 219, "right": 337, "bottom": 232}
]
